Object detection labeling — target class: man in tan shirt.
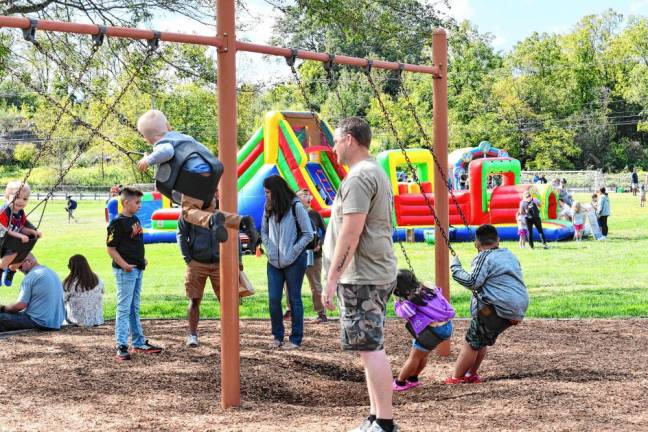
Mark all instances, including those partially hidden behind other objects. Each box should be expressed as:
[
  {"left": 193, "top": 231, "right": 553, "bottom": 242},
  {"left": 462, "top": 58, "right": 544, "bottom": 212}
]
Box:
[{"left": 322, "top": 117, "right": 398, "bottom": 432}]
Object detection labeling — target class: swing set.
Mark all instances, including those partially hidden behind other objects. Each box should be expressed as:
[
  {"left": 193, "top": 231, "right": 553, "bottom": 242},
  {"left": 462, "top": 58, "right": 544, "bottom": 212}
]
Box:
[{"left": 0, "top": 1, "right": 458, "bottom": 408}]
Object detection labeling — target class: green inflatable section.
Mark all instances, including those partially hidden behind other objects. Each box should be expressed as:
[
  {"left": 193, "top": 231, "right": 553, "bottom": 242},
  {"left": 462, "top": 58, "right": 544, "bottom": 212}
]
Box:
[
  {"left": 320, "top": 152, "right": 341, "bottom": 189},
  {"left": 152, "top": 220, "right": 178, "bottom": 230},
  {"left": 480, "top": 159, "right": 521, "bottom": 212},
  {"left": 277, "top": 151, "right": 299, "bottom": 191},
  {"left": 237, "top": 127, "right": 263, "bottom": 165},
  {"left": 237, "top": 152, "right": 265, "bottom": 191},
  {"left": 279, "top": 120, "right": 304, "bottom": 166}
]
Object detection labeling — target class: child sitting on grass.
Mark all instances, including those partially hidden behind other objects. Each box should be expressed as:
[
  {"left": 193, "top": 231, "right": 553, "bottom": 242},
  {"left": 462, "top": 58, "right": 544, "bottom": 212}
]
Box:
[
  {"left": 392, "top": 269, "right": 455, "bottom": 392},
  {"left": 571, "top": 202, "right": 586, "bottom": 242},
  {"left": 0, "top": 181, "right": 42, "bottom": 286},
  {"left": 446, "top": 224, "right": 529, "bottom": 384}
]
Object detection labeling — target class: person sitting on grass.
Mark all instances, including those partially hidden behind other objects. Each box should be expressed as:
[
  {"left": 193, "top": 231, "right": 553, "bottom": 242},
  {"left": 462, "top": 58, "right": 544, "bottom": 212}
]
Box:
[
  {"left": 445, "top": 224, "right": 529, "bottom": 384},
  {"left": 0, "top": 254, "right": 65, "bottom": 332},
  {"left": 0, "top": 181, "right": 43, "bottom": 287},
  {"left": 136, "top": 109, "right": 258, "bottom": 245},
  {"left": 392, "top": 269, "right": 455, "bottom": 392},
  {"left": 63, "top": 254, "right": 104, "bottom": 327},
  {"left": 107, "top": 186, "right": 162, "bottom": 361}
]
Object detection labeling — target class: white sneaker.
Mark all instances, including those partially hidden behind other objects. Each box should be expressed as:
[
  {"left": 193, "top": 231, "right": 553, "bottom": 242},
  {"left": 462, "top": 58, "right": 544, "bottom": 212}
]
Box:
[
  {"left": 349, "top": 419, "right": 373, "bottom": 432},
  {"left": 367, "top": 422, "right": 401, "bottom": 432},
  {"left": 281, "top": 342, "right": 300, "bottom": 350},
  {"left": 269, "top": 339, "right": 284, "bottom": 349},
  {"left": 186, "top": 334, "right": 198, "bottom": 347}
]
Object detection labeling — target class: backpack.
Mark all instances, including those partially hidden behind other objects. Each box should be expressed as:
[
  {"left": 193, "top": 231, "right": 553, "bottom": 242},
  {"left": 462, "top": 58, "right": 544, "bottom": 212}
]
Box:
[
  {"left": 291, "top": 203, "right": 319, "bottom": 250},
  {"left": 68, "top": 199, "right": 77, "bottom": 210}
]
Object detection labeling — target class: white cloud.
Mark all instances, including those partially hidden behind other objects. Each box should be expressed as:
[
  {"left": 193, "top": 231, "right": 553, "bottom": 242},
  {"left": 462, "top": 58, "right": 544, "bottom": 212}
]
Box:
[
  {"left": 436, "top": 0, "right": 474, "bottom": 21},
  {"left": 492, "top": 33, "right": 507, "bottom": 47},
  {"left": 629, "top": 0, "right": 648, "bottom": 13}
]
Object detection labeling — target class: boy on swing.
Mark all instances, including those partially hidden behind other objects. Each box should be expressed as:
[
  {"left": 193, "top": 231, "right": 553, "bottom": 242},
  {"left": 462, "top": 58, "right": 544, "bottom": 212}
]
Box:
[
  {"left": 0, "top": 181, "right": 43, "bottom": 286},
  {"left": 446, "top": 224, "right": 529, "bottom": 384},
  {"left": 136, "top": 110, "right": 258, "bottom": 244}
]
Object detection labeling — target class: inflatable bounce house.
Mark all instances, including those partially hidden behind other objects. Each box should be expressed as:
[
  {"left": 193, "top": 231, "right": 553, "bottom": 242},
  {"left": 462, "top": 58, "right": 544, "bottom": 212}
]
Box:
[
  {"left": 382, "top": 140, "right": 573, "bottom": 242},
  {"left": 105, "top": 191, "right": 178, "bottom": 243},
  {"left": 106, "top": 118, "right": 572, "bottom": 244},
  {"left": 236, "top": 111, "right": 347, "bottom": 228}
]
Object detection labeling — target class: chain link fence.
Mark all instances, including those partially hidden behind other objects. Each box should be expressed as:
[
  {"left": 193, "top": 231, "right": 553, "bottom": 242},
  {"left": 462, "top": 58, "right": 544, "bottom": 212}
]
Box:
[{"left": 30, "top": 183, "right": 155, "bottom": 201}]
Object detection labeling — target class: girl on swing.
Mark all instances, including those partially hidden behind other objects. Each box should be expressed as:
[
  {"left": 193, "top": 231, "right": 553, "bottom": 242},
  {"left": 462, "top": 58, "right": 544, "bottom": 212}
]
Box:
[
  {"left": 0, "top": 181, "right": 43, "bottom": 286},
  {"left": 392, "top": 269, "right": 455, "bottom": 391}
]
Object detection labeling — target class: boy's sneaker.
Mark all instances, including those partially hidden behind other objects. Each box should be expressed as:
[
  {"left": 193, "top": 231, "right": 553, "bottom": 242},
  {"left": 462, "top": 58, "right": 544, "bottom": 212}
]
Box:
[
  {"left": 270, "top": 339, "right": 284, "bottom": 349},
  {"left": 464, "top": 373, "right": 482, "bottom": 384},
  {"left": 209, "top": 212, "right": 228, "bottom": 242},
  {"left": 131, "top": 340, "right": 163, "bottom": 354},
  {"left": 116, "top": 345, "right": 131, "bottom": 361},
  {"left": 543, "top": 243, "right": 550, "bottom": 249},
  {"left": 186, "top": 334, "right": 199, "bottom": 347},
  {"left": 281, "top": 342, "right": 300, "bottom": 351},
  {"left": 3, "top": 269, "right": 16, "bottom": 287},
  {"left": 239, "top": 215, "right": 259, "bottom": 247},
  {"left": 443, "top": 376, "right": 467, "bottom": 385}
]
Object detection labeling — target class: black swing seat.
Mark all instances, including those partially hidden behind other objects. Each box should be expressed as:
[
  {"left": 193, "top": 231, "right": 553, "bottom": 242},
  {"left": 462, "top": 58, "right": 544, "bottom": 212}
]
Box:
[
  {"left": 154, "top": 139, "right": 224, "bottom": 206},
  {"left": 1, "top": 234, "right": 38, "bottom": 254},
  {"left": 405, "top": 321, "right": 446, "bottom": 351}
]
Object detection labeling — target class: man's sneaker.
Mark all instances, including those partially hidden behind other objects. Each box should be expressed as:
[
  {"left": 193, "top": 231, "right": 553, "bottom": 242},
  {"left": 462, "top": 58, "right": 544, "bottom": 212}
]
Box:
[
  {"left": 543, "top": 243, "right": 550, "bottom": 249},
  {"left": 367, "top": 422, "right": 401, "bottom": 432},
  {"left": 209, "top": 212, "right": 228, "bottom": 242},
  {"left": 131, "top": 340, "right": 163, "bottom": 354},
  {"left": 186, "top": 334, "right": 198, "bottom": 347},
  {"left": 313, "top": 313, "right": 328, "bottom": 324},
  {"left": 348, "top": 419, "right": 374, "bottom": 432},
  {"left": 443, "top": 376, "right": 467, "bottom": 385},
  {"left": 239, "top": 215, "right": 259, "bottom": 247},
  {"left": 270, "top": 339, "right": 284, "bottom": 349},
  {"left": 281, "top": 342, "right": 300, "bottom": 351},
  {"left": 283, "top": 310, "right": 291, "bottom": 321},
  {"left": 464, "top": 373, "right": 482, "bottom": 384},
  {"left": 3, "top": 269, "right": 15, "bottom": 287},
  {"left": 116, "top": 345, "right": 131, "bottom": 361}
]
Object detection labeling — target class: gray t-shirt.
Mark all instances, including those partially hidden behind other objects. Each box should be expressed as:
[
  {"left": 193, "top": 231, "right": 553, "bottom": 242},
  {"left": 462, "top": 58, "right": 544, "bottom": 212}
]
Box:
[
  {"left": 17, "top": 266, "right": 65, "bottom": 329},
  {"left": 323, "top": 157, "right": 397, "bottom": 285}
]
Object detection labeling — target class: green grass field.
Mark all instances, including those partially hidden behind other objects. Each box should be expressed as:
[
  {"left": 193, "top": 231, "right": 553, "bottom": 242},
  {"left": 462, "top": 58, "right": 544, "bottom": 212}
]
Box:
[{"left": 1, "top": 192, "right": 647, "bottom": 319}]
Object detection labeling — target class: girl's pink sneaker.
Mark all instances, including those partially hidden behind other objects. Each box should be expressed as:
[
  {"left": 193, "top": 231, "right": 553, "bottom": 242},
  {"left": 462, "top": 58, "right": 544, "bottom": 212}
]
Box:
[{"left": 392, "top": 379, "right": 420, "bottom": 392}]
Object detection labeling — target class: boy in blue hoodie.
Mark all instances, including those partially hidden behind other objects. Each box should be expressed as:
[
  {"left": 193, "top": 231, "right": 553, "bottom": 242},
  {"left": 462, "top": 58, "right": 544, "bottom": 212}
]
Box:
[{"left": 446, "top": 224, "right": 529, "bottom": 384}]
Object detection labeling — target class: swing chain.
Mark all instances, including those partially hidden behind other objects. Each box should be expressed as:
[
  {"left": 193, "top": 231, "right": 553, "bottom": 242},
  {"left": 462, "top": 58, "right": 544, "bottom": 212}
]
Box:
[
  {"left": 364, "top": 68, "right": 457, "bottom": 256},
  {"left": 324, "top": 53, "right": 344, "bottom": 114},
  {"left": 396, "top": 73, "right": 472, "bottom": 234},
  {"left": 29, "top": 36, "right": 141, "bottom": 135}
]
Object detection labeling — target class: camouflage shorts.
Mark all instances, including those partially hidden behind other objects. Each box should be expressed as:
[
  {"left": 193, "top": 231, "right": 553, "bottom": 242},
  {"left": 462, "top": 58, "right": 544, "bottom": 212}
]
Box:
[
  {"left": 337, "top": 281, "right": 395, "bottom": 351},
  {"left": 465, "top": 310, "right": 513, "bottom": 350}
]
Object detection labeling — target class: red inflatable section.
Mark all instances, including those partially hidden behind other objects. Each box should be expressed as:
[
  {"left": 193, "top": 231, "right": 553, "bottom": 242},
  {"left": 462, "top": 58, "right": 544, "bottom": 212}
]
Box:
[
  {"left": 151, "top": 208, "right": 181, "bottom": 221},
  {"left": 394, "top": 190, "right": 471, "bottom": 226},
  {"left": 489, "top": 185, "right": 528, "bottom": 224}
]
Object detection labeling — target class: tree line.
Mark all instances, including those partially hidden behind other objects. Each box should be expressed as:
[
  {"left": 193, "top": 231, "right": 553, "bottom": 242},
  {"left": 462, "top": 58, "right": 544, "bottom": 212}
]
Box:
[{"left": 0, "top": 1, "right": 645, "bottom": 185}]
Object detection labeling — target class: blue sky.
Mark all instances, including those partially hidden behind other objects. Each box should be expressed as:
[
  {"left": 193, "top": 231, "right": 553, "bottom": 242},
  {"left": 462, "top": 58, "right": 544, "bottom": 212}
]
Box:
[{"left": 443, "top": 0, "right": 648, "bottom": 51}]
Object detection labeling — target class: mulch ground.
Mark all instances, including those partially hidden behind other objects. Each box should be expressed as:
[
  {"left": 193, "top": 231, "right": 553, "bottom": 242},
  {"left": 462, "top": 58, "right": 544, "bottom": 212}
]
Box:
[{"left": 1, "top": 319, "right": 647, "bottom": 432}]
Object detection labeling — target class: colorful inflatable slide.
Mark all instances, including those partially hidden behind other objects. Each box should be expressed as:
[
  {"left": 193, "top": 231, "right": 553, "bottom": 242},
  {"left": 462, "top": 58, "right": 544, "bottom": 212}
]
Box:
[{"left": 237, "top": 111, "right": 347, "bottom": 228}]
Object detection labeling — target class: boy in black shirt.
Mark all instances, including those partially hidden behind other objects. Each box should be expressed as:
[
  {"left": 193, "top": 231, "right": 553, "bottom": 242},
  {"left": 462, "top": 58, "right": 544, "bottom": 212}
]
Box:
[{"left": 107, "top": 187, "right": 162, "bottom": 361}]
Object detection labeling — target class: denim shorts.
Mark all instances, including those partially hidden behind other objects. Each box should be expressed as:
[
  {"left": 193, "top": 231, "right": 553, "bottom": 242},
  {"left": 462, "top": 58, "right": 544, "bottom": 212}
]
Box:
[{"left": 412, "top": 321, "right": 453, "bottom": 352}]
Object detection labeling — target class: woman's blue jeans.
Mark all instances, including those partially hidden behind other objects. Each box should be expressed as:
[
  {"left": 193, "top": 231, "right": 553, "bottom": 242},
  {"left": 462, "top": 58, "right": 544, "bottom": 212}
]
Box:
[{"left": 267, "top": 253, "right": 307, "bottom": 346}]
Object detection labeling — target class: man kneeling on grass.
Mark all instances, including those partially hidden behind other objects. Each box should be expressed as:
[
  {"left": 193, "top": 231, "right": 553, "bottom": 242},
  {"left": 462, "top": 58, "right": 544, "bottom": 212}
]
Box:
[
  {"left": 446, "top": 224, "right": 529, "bottom": 384},
  {"left": 107, "top": 186, "right": 162, "bottom": 361}
]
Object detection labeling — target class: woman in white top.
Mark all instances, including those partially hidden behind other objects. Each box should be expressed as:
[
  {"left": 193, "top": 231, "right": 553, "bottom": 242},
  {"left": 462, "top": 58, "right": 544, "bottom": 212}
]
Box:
[{"left": 63, "top": 254, "right": 104, "bottom": 327}]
